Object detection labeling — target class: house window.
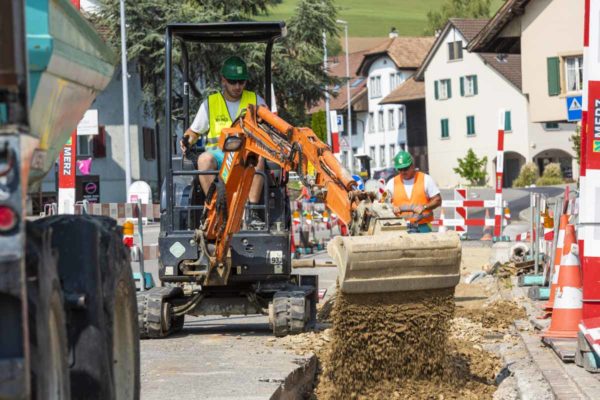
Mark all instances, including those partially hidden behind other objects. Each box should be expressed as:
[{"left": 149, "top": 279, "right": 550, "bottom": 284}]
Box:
[
  {"left": 466, "top": 116, "right": 476, "bottom": 136},
  {"left": 378, "top": 110, "right": 384, "bottom": 132},
  {"left": 435, "top": 79, "right": 452, "bottom": 100},
  {"left": 564, "top": 56, "right": 583, "bottom": 93},
  {"left": 379, "top": 145, "right": 385, "bottom": 167},
  {"left": 77, "top": 135, "right": 93, "bottom": 157},
  {"left": 504, "top": 111, "right": 512, "bottom": 132},
  {"left": 544, "top": 122, "right": 560, "bottom": 130},
  {"left": 441, "top": 118, "right": 449, "bottom": 138},
  {"left": 368, "top": 112, "right": 374, "bottom": 133},
  {"left": 389, "top": 72, "right": 402, "bottom": 91},
  {"left": 398, "top": 107, "right": 405, "bottom": 127},
  {"left": 142, "top": 127, "right": 156, "bottom": 160},
  {"left": 388, "top": 109, "right": 395, "bottom": 131},
  {"left": 460, "top": 75, "right": 478, "bottom": 96},
  {"left": 370, "top": 76, "right": 382, "bottom": 98},
  {"left": 389, "top": 144, "right": 396, "bottom": 163},
  {"left": 448, "top": 40, "right": 463, "bottom": 61},
  {"left": 369, "top": 146, "right": 376, "bottom": 167}
]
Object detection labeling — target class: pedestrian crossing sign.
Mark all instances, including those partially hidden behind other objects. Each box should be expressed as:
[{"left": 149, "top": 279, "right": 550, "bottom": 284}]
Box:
[{"left": 566, "top": 96, "right": 582, "bottom": 121}]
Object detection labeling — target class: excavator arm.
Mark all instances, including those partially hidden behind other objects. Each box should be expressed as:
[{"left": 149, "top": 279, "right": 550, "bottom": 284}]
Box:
[
  {"left": 200, "top": 105, "right": 461, "bottom": 294},
  {"left": 202, "top": 105, "right": 358, "bottom": 264}
]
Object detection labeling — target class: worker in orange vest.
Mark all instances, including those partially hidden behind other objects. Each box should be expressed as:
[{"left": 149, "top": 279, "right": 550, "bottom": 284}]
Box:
[{"left": 385, "top": 151, "right": 441, "bottom": 233}]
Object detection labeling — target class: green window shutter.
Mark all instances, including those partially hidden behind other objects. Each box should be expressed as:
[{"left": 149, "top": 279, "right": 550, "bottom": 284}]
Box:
[
  {"left": 447, "top": 80, "right": 452, "bottom": 98},
  {"left": 473, "top": 75, "right": 478, "bottom": 95},
  {"left": 460, "top": 77, "right": 465, "bottom": 96},
  {"left": 505, "top": 111, "right": 512, "bottom": 131},
  {"left": 547, "top": 57, "right": 560, "bottom": 96},
  {"left": 467, "top": 116, "right": 475, "bottom": 135},
  {"left": 441, "top": 118, "right": 449, "bottom": 138},
  {"left": 434, "top": 80, "right": 439, "bottom": 100}
]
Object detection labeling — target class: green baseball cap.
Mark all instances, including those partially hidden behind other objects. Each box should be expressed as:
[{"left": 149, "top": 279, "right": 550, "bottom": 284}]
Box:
[
  {"left": 221, "top": 56, "right": 248, "bottom": 80},
  {"left": 393, "top": 150, "right": 413, "bottom": 170}
]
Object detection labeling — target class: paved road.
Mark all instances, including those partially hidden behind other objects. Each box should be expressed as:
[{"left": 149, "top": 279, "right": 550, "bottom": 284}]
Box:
[{"left": 134, "top": 225, "right": 335, "bottom": 400}]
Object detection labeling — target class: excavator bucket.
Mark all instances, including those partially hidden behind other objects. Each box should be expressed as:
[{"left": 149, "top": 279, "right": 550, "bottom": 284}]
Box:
[{"left": 327, "top": 232, "right": 461, "bottom": 294}]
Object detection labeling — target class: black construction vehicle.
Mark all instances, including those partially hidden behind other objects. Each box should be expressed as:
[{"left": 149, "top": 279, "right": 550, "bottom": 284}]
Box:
[{"left": 137, "top": 22, "right": 318, "bottom": 338}]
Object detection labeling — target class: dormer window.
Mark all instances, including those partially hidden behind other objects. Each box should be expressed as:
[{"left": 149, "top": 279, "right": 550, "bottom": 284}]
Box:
[{"left": 448, "top": 40, "right": 463, "bottom": 61}]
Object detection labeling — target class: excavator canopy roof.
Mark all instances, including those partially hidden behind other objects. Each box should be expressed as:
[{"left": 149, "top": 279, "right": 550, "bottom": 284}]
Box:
[{"left": 167, "top": 22, "right": 286, "bottom": 43}]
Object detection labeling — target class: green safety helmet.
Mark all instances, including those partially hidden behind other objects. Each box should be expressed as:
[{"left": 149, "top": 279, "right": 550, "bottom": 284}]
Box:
[
  {"left": 221, "top": 56, "right": 248, "bottom": 80},
  {"left": 393, "top": 150, "right": 413, "bottom": 170}
]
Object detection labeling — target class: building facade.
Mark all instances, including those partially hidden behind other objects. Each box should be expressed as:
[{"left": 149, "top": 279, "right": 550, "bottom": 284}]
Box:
[
  {"left": 357, "top": 36, "right": 434, "bottom": 174},
  {"left": 418, "top": 18, "right": 575, "bottom": 188},
  {"left": 469, "top": 0, "right": 581, "bottom": 180}
]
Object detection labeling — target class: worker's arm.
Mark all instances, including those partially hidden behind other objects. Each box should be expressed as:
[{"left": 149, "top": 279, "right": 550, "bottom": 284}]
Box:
[{"left": 413, "top": 194, "right": 442, "bottom": 214}]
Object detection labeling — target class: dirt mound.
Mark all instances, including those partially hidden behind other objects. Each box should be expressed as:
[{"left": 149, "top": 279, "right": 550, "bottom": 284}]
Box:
[
  {"left": 456, "top": 300, "right": 526, "bottom": 331},
  {"left": 309, "top": 288, "right": 501, "bottom": 399}
]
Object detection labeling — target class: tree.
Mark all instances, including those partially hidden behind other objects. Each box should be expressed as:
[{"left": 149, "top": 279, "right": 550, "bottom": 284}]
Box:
[
  {"left": 93, "top": 0, "right": 338, "bottom": 125},
  {"left": 570, "top": 123, "right": 581, "bottom": 165},
  {"left": 512, "top": 162, "right": 539, "bottom": 188},
  {"left": 453, "top": 148, "right": 488, "bottom": 186},
  {"left": 536, "top": 163, "right": 564, "bottom": 186},
  {"left": 311, "top": 110, "right": 327, "bottom": 143},
  {"left": 424, "top": 0, "right": 492, "bottom": 35}
]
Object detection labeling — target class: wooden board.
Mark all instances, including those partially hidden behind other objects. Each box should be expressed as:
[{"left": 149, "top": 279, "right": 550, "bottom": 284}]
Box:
[{"left": 542, "top": 337, "right": 577, "bottom": 362}]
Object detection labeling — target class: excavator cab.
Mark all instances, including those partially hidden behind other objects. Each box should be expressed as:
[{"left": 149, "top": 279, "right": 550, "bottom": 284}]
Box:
[{"left": 143, "top": 22, "right": 318, "bottom": 338}]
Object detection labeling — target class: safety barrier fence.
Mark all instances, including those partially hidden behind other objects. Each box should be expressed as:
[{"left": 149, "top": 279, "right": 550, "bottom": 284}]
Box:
[{"left": 42, "top": 200, "right": 161, "bottom": 223}]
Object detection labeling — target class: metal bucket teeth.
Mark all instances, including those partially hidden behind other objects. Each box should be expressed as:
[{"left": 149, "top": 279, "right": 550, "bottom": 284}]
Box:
[{"left": 327, "top": 232, "right": 462, "bottom": 294}]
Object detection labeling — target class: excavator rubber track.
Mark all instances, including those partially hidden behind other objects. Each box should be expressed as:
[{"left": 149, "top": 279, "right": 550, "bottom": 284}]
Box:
[{"left": 327, "top": 231, "right": 461, "bottom": 294}]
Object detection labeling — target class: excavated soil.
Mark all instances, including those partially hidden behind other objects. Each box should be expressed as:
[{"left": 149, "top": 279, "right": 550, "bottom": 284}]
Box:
[
  {"left": 309, "top": 288, "right": 502, "bottom": 399},
  {"left": 456, "top": 300, "right": 527, "bottom": 331}
]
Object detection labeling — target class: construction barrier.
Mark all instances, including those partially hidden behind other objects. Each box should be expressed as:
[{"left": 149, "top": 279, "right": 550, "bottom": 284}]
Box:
[{"left": 73, "top": 201, "right": 161, "bottom": 224}]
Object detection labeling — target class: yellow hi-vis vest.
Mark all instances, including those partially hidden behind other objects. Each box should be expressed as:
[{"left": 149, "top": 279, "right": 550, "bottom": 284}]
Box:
[{"left": 206, "top": 90, "right": 257, "bottom": 148}]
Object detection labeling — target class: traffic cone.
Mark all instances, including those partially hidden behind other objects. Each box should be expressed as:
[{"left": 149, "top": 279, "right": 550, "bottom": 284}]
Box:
[
  {"left": 542, "top": 227, "right": 582, "bottom": 339},
  {"left": 481, "top": 209, "right": 493, "bottom": 241},
  {"left": 438, "top": 209, "right": 447, "bottom": 233},
  {"left": 544, "top": 216, "right": 571, "bottom": 311}
]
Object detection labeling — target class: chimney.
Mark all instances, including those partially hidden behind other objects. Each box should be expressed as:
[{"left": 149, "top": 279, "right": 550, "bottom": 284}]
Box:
[{"left": 389, "top": 27, "right": 399, "bottom": 38}]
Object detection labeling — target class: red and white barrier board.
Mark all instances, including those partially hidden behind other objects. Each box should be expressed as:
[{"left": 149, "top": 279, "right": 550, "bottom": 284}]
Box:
[{"left": 579, "top": 0, "right": 600, "bottom": 346}]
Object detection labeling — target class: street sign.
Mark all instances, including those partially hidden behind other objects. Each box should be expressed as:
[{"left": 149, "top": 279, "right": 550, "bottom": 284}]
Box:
[
  {"left": 336, "top": 114, "right": 344, "bottom": 131},
  {"left": 566, "top": 95, "right": 582, "bottom": 121}
]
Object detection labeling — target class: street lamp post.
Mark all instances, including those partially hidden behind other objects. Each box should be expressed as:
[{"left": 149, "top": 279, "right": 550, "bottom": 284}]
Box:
[
  {"left": 120, "top": 0, "right": 132, "bottom": 198},
  {"left": 336, "top": 19, "right": 352, "bottom": 172},
  {"left": 323, "top": 31, "right": 332, "bottom": 146}
]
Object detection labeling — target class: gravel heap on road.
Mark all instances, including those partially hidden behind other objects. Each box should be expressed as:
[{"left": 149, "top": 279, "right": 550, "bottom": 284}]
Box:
[{"left": 311, "top": 288, "right": 500, "bottom": 399}]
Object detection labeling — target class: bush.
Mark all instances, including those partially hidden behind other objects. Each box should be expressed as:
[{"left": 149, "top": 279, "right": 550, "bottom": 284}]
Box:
[
  {"left": 536, "top": 163, "right": 564, "bottom": 186},
  {"left": 453, "top": 148, "right": 488, "bottom": 186},
  {"left": 512, "top": 162, "right": 539, "bottom": 188}
]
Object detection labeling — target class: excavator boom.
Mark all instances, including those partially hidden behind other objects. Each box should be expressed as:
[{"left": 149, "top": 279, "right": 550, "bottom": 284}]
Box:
[{"left": 201, "top": 104, "right": 461, "bottom": 294}]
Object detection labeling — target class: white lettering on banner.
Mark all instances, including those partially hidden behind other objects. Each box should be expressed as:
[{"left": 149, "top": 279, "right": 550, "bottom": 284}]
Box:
[
  {"left": 595, "top": 100, "right": 600, "bottom": 138},
  {"left": 63, "top": 146, "right": 72, "bottom": 175}
]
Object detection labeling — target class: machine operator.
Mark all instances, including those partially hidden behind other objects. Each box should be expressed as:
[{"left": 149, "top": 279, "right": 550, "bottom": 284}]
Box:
[
  {"left": 386, "top": 151, "right": 442, "bottom": 233},
  {"left": 181, "top": 56, "right": 266, "bottom": 225}
]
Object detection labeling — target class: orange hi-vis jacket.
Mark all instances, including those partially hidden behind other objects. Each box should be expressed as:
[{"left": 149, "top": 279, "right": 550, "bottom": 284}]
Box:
[{"left": 392, "top": 171, "right": 434, "bottom": 224}]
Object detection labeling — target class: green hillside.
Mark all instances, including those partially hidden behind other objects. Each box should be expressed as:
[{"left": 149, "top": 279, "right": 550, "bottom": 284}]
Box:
[{"left": 258, "top": 0, "right": 505, "bottom": 37}]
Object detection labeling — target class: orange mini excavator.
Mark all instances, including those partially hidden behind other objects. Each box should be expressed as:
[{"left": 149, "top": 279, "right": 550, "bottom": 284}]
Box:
[{"left": 137, "top": 22, "right": 461, "bottom": 339}]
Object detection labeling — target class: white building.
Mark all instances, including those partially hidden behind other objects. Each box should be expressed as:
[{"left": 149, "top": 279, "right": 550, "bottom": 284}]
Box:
[
  {"left": 416, "top": 18, "right": 575, "bottom": 188},
  {"left": 357, "top": 36, "right": 434, "bottom": 173},
  {"left": 469, "top": 0, "right": 581, "bottom": 181}
]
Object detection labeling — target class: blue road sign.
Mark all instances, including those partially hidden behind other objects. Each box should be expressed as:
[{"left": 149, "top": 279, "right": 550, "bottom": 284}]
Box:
[{"left": 566, "top": 95, "right": 582, "bottom": 121}]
